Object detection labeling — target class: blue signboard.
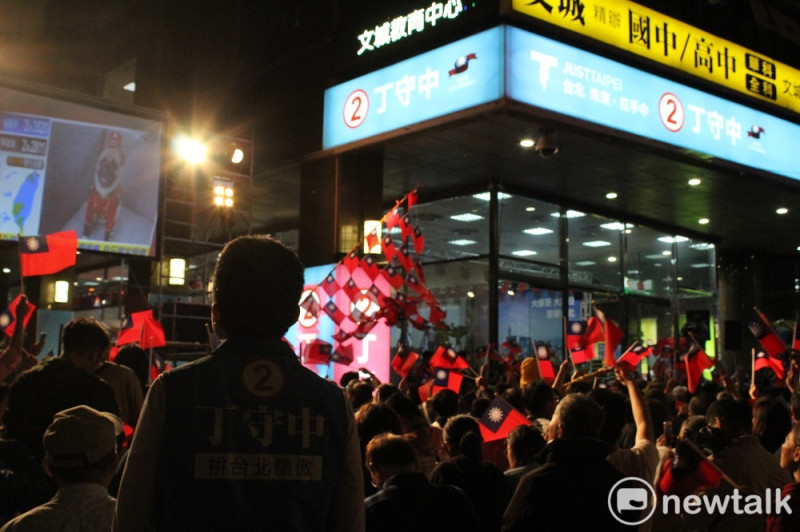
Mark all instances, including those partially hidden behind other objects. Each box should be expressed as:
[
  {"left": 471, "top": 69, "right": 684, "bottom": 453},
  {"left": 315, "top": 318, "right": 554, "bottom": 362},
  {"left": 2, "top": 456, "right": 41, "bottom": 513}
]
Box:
[
  {"left": 507, "top": 26, "right": 800, "bottom": 182},
  {"left": 323, "top": 26, "right": 505, "bottom": 149},
  {"left": 324, "top": 25, "right": 800, "bottom": 183}
]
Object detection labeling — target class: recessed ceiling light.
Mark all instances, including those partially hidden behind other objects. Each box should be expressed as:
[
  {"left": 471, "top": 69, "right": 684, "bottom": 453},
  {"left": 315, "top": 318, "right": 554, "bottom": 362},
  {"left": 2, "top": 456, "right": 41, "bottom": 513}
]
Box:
[
  {"left": 658, "top": 236, "right": 689, "bottom": 243},
  {"left": 627, "top": 270, "right": 640, "bottom": 275},
  {"left": 123, "top": 81, "right": 136, "bottom": 92},
  {"left": 512, "top": 249, "right": 538, "bottom": 256},
  {"left": 698, "top": 218, "right": 709, "bottom": 225},
  {"left": 691, "top": 263, "right": 711, "bottom": 268},
  {"left": 662, "top": 250, "right": 672, "bottom": 256},
  {"left": 520, "top": 138, "right": 535, "bottom": 148},
  {"left": 582, "top": 240, "right": 611, "bottom": 247},
  {"left": 777, "top": 207, "right": 789, "bottom": 215},
  {"left": 523, "top": 227, "right": 553, "bottom": 235},
  {"left": 467, "top": 290, "right": 475, "bottom": 298},
  {"left": 690, "top": 243, "right": 714, "bottom": 250},
  {"left": 688, "top": 178, "right": 701, "bottom": 186},
  {"left": 550, "top": 210, "right": 585, "bottom": 218},
  {"left": 605, "top": 192, "right": 618, "bottom": 199},
  {"left": 450, "top": 213, "right": 484, "bottom": 222},
  {"left": 525, "top": 206, "right": 536, "bottom": 212},
  {"left": 575, "top": 260, "right": 596, "bottom": 266},
  {"left": 448, "top": 239, "right": 477, "bottom": 246},
  {"left": 473, "top": 192, "right": 512, "bottom": 201},
  {"left": 1, "top": 268, "right": 9, "bottom": 274},
  {"left": 607, "top": 256, "right": 617, "bottom": 262},
  {"left": 600, "top": 222, "right": 632, "bottom": 231}
]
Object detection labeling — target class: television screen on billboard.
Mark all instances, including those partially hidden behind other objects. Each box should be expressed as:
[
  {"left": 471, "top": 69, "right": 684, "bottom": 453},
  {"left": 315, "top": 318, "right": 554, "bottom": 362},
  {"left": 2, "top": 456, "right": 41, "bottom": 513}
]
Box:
[{"left": 0, "top": 83, "right": 163, "bottom": 257}]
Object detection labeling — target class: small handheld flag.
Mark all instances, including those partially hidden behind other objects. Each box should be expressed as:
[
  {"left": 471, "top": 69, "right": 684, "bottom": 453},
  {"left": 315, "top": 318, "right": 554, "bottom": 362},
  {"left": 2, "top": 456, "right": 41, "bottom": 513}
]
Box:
[{"left": 19, "top": 230, "right": 78, "bottom": 277}]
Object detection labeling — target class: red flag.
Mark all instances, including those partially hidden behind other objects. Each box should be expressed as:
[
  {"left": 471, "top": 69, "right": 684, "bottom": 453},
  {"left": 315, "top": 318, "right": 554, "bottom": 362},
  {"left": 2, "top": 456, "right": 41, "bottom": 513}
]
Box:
[
  {"left": 302, "top": 339, "right": 332, "bottom": 364},
  {"left": 570, "top": 346, "right": 594, "bottom": 365},
  {"left": 603, "top": 319, "right": 625, "bottom": 367},
  {"left": 617, "top": 344, "right": 652, "bottom": 370},
  {"left": 794, "top": 323, "right": 800, "bottom": 351},
  {"left": 380, "top": 265, "right": 404, "bottom": 290},
  {"left": 19, "top": 230, "right": 78, "bottom": 277},
  {"left": 429, "top": 346, "right": 469, "bottom": 370},
  {"left": 323, "top": 301, "right": 346, "bottom": 325},
  {"left": 385, "top": 208, "right": 401, "bottom": 229},
  {"left": 412, "top": 226, "right": 425, "bottom": 254},
  {"left": 407, "top": 190, "right": 418, "bottom": 209},
  {"left": 478, "top": 396, "right": 531, "bottom": 442},
  {"left": 381, "top": 235, "right": 396, "bottom": 262},
  {"left": 391, "top": 350, "right": 420, "bottom": 377},
  {"left": 0, "top": 294, "right": 36, "bottom": 338},
  {"left": 320, "top": 273, "right": 340, "bottom": 298},
  {"left": 754, "top": 350, "right": 785, "bottom": 380},
  {"left": 332, "top": 343, "right": 355, "bottom": 365},
  {"left": 400, "top": 214, "right": 413, "bottom": 242},
  {"left": 116, "top": 310, "right": 154, "bottom": 346},
  {"left": 431, "top": 367, "right": 463, "bottom": 395},
  {"left": 342, "top": 251, "right": 360, "bottom": 273},
  {"left": 747, "top": 312, "right": 786, "bottom": 358},
  {"left": 140, "top": 318, "right": 166, "bottom": 349},
  {"left": 684, "top": 343, "right": 713, "bottom": 393},
  {"left": 566, "top": 320, "right": 587, "bottom": 350},
  {"left": 658, "top": 456, "right": 722, "bottom": 497}
]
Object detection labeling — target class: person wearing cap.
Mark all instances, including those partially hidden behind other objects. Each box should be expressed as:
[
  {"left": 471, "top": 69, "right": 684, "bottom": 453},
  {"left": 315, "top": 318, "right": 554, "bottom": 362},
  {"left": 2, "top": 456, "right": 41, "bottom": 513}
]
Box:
[
  {"left": 0, "top": 405, "right": 122, "bottom": 531},
  {"left": 114, "top": 235, "right": 364, "bottom": 531}
]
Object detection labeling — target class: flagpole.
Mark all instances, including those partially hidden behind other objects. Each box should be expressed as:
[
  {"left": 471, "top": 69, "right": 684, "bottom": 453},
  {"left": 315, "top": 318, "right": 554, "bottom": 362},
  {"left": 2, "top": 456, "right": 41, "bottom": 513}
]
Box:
[
  {"left": 563, "top": 317, "right": 575, "bottom": 369},
  {"left": 793, "top": 322, "right": 798, "bottom": 352},
  {"left": 17, "top": 233, "right": 24, "bottom": 294},
  {"left": 683, "top": 438, "right": 741, "bottom": 490},
  {"left": 751, "top": 348, "right": 756, "bottom": 387}
]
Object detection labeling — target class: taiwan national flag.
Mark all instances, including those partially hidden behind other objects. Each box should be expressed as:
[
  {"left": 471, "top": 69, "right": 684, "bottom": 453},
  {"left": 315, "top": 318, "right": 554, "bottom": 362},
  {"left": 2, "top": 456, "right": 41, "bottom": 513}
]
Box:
[
  {"left": 570, "top": 346, "right": 594, "bottom": 365},
  {"left": 747, "top": 312, "right": 786, "bottom": 358},
  {"left": 0, "top": 294, "right": 36, "bottom": 338},
  {"left": 617, "top": 344, "right": 653, "bottom": 370},
  {"left": 302, "top": 339, "right": 332, "bottom": 364},
  {"left": 429, "top": 345, "right": 469, "bottom": 370},
  {"left": 566, "top": 320, "right": 587, "bottom": 349},
  {"left": 478, "top": 396, "right": 531, "bottom": 442},
  {"left": 754, "top": 350, "right": 785, "bottom": 380},
  {"left": 684, "top": 343, "right": 714, "bottom": 393},
  {"left": 116, "top": 310, "right": 166, "bottom": 348},
  {"left": 391, "top": 350, "right": 420, "bottom": 377},
  {"left": 19, "top": 230, "right": 78, "bottom": 277},
  {"left": 431, "top": 367, "right": 463, "bottom": 395}
]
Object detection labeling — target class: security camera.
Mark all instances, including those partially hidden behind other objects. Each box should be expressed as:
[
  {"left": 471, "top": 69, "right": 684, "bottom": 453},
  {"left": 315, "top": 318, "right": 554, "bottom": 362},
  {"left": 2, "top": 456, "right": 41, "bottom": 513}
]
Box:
[{"left": 535, "top": 131, "right": 559, "bottom": 158}]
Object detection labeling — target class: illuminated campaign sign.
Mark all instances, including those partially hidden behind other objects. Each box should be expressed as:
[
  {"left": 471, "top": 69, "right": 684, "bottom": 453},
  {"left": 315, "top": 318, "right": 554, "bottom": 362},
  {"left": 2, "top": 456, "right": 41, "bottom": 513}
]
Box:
[
  {"left": 511, "top": 0, "right": 800, "bottom": 117},
  {"left": 325, "top": 25, "right": 800, "bottom": 182},
  {"left": 323, "top": 26, "right": 504, "bottom": 149},
  {"left": 505, "top": 26, "right": 800, "bottom": 182}
]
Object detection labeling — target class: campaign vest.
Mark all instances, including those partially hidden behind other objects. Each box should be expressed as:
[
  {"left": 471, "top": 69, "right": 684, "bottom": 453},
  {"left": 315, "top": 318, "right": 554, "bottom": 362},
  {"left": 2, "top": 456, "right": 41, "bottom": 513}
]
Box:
[{"left": 154, "top": 338, "right": 350, "bottom": 531}]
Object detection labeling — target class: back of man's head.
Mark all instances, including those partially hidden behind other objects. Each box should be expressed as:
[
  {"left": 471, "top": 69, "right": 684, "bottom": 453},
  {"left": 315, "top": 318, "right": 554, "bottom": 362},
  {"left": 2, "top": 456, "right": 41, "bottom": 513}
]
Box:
[
  {"left": 366, "top": 433, "right": 417, "bottom": 481},
  {"left": 507, "top": 424, "right": 545, "bottom": 467},
  {"left": 706, "top": 397, "right": 752, "bottom": 437},
  {"left": 553, "top": 393, "right": 606, "bottom": 439},
  {"left": 62, "top": 318, "right": 110, "bottom": 360},
  {"left": 212, "top": 235, "right": 304, "bottom": 338},
  {"left": 588, "top": 387, "right": 627, "bottom": 445}
]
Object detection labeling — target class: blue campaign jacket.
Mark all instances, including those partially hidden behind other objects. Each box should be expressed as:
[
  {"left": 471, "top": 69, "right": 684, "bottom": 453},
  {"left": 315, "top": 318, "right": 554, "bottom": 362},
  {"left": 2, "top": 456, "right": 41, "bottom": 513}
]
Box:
[{"left": 153, "top": 337, "right": 353, "bottom": 531}]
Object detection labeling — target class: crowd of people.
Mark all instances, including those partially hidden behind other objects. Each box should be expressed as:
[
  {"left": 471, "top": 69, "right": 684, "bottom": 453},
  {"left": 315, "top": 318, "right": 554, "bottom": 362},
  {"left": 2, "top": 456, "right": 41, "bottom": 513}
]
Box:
[{"left": 0, "top": 234, "right": 798, "bottom": 531}]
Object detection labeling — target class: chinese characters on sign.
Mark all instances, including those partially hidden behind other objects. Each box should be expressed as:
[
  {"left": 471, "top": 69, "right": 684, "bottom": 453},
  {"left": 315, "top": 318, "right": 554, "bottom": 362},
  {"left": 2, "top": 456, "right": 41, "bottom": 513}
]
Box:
[
  {"left": 512, "top": 0, "right": 800, "bottom": 115},
  {"left": 357, "top": 1, "right": 464, "bottom": 56}
]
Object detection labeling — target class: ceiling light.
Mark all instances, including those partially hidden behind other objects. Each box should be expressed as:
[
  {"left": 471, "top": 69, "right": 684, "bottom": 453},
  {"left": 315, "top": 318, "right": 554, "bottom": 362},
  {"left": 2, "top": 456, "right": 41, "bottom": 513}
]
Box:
[
  {"left": 777, "top": 207, "right": 789, "bottom": 215},
  {"left": 449, "top": 239, "right": 477, "bottom": 246},
  {"left": 605, "top": 192, "right": 618, "bottom": 199},
  {"left": 525, "top": 206, "right": 536, "bottom": 212},
  {"left": 698, "top": 218, "right": 709, "bottom": 225},
  {"left": 507, "top": 289, "right": 516, "bottom": 296},
  {"left": 690, "top": 243, "right": 714, "bottom": 250},
  {"left": 646, "top": 254, "right": 666, "bottom": 260},
  {"left": 550, "top": 210, "right": 585, "bottom": 218},
  {"left": 608, "top": 256, "right": 617, "bottom": 262},
  {"left": 467, "top": 291, "right": 475, "bottom": 298},
  {"left": 582, "top": 240, "right": 611, "bottom": 247},
  {"left": 512, "top": 250, "right": 538, "bottom": 256},
  {"left": 627, "top": 270, "right": 640, "bottom": 275},
  {"left": 450, "top": 213, "right": 484, "bottom": 222},
  {"left": 691, "top": 263, "right": 711, "bottom": 268},
  {"left": 662, "top": 250, "right": 672, "bottom": 256},
  {"left": 688, "top": 178, "right": 701, "bottom": 186},
  {"left": 1, "top": 268, "right": 10, "bottom": 274},
  {"left": 123, "top": 81, "right": 136, "bottom": 92},
  {"left": 600, "top": 222, "right": 632, "bottom": 231},
  {"left": 473, "top": 192, "right": 512, "bottom": 201},
  {"left": 658, "top": 236, "right": 689, "bottom": 243},
  {"left": 523, "top": 227, "right": 553, "bottom": 235},
  {"left": 575, "top": 260, "right": 596, "bottom": 266},
  {"left": 519, "top": 138, "right": 535, "bottom": 148}
]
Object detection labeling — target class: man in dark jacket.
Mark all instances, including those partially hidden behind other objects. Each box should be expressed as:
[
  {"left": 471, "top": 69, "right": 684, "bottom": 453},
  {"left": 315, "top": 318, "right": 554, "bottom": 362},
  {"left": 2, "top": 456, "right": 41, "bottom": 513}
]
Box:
[{"left": 503, "top": 393, "right": 635, "bottom": 531}]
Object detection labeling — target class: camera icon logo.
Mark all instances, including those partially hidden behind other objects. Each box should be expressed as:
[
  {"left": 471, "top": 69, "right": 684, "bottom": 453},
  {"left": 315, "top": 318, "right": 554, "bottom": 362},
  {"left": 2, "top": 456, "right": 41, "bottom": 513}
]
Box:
[{"left": 608, "top": 477, "right": 657, "bottom": 525}]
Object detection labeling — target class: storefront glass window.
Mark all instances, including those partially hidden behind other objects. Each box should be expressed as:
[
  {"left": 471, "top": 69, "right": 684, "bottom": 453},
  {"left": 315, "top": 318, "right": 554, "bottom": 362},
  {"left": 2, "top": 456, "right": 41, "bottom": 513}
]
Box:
[
  {"left": 568, "top": 212, "right": 622, "bottom": 291},
  {"left": 499, "top": 195, "right": 561, "bottom": 267},
  {"left": 623, "top": 226, "right": 678, "bottom": 299}
]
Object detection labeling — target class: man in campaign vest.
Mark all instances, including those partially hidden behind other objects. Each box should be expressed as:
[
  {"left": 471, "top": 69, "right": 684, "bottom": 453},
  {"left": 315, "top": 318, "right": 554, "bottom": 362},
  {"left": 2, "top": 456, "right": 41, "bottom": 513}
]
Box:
[{"left": 113, "top": 235, "right": 364, "bottom": 531}]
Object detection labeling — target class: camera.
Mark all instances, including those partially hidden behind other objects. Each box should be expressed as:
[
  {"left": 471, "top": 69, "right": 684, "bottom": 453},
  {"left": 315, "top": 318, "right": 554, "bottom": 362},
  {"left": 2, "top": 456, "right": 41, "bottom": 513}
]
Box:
[{"left": 535, "top": 132, "right": 559, "bottom": 158}]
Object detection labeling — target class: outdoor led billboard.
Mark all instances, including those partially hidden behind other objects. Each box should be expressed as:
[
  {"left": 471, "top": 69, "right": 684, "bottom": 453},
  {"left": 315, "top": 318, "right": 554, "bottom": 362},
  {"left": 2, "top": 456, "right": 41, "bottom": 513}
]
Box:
[{"left": 0, "top": 82, "right": 163, "bottom": 257}]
